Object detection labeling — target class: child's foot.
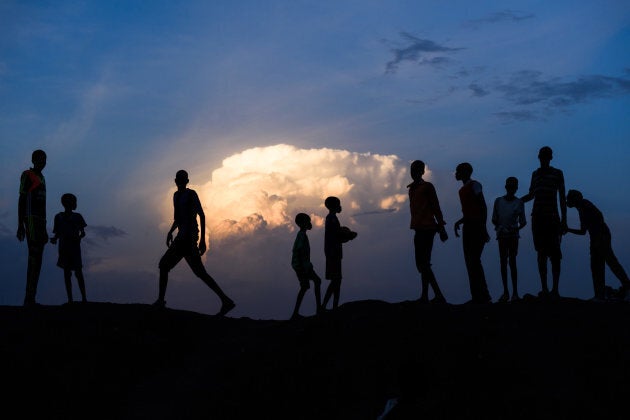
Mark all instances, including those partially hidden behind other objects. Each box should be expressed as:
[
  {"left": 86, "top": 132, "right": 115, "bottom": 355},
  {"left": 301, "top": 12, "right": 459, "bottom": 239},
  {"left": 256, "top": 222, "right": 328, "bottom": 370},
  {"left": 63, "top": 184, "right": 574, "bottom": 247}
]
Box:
[
  {"left": 417, "top": 296, "right": 429, "bottom": 304},
  {"left": 216, "top": 299, "right": 236, "bottom": 317},
  {"left": 430, "top": 296, "right": 447, "bottom": 304},
  {"left": 152, "top": 299, "right": 166, "bottom": 308},
  {"left": 290, "top": 313, "right": 305, "bottom": 321},
  {"left": 498, "top": 293, "right": 509, "bottom": 303},
  {"left": 511, "top": 294, "right": 520, "bottom": 302}
]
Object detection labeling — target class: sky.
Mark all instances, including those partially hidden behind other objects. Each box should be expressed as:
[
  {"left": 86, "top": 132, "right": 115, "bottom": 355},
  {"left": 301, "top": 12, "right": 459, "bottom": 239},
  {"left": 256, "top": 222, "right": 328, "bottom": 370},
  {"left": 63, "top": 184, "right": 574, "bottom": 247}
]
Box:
[{"left": 1, "top": 0, "right": 629, "bottom": 319}]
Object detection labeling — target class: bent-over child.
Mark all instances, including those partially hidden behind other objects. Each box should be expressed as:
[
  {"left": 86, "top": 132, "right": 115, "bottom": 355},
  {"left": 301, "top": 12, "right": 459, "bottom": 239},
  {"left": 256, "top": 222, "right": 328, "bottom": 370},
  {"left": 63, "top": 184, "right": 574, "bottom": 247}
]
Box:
[{"left": 565, "top": 189, "right": 630, "bottom": 301}]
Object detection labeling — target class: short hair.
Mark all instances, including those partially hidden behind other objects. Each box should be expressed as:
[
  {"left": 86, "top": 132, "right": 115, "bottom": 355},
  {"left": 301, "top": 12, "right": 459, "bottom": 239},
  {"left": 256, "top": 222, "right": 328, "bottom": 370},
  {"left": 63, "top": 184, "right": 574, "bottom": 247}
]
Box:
[
  {"left": 295, "top": 213, "right": 311, "bottom": 227},
  {"left": 410, "top": 160, "right": 425, "bottom": 179},
  {"left": 538, "top": 146, "right": 553, "bottom": 159},
  {"left": 324, "top": 196, "right": 340, "bottom": 210},
  {"left": 456, "top": 162, "right": 473, "bottom": 176},
  {"left": 32, "top": 149, "right": 46, "bottom": 162},
  {"left": 505, "top": 176, "right": 518, "bottom": 188},
  {"left": 61, "top": 193, "right": 77, "bottom": 208},
  {"left": 566, "top": 189, "right": 583, "bottom": 203},
  {"left": 175, "top": 170, "right": 188, "bottom": 181}
]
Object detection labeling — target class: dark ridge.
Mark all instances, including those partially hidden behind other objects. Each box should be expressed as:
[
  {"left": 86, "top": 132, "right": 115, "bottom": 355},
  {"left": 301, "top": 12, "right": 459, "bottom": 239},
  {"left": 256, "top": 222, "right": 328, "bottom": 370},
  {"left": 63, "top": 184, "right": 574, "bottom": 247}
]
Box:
[{"left": 1, "top": 298, "right": 629, "bottom": 419}]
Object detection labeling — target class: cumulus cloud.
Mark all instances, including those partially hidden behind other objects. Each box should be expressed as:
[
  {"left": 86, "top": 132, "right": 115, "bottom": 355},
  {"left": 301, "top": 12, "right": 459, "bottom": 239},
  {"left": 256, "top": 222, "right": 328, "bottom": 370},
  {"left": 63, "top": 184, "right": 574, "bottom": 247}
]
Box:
[
  {"left": 464, "top": 10, "right": 535, "bottom": 29},
  {"left": 385, "top": 32, "right": 463, "bottom": 74},
  {"left": 175, "top": 144, "right": 411, "bottom": 240}
]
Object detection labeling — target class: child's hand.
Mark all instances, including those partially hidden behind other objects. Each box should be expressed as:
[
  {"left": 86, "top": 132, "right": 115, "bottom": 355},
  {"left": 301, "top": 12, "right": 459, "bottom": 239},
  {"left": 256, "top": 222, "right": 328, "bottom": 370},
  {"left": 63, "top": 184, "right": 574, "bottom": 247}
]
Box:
[
  {"left": 454, "top": 221, "right": 462, "bottom": 238},
  {"left": 50, "top": 237, "right": 57, "bottom": 245},
  {"left": 166, "top": 231, "right": 173, "bottom": 247},
  {"left": 439, "top": 227, "right": 448, "bottom": 242},
  {"left": 198, "top": 240, "right": 207, "bottom": 256}
]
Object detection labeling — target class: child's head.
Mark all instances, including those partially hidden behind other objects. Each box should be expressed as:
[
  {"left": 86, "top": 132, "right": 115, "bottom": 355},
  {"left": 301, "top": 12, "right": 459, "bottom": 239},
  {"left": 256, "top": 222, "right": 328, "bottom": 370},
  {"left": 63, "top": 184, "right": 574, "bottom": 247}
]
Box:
[
  {"left": 566, "top": 189, "right": 583, "bottom": 208},
  {"left": 61, "top": 193, "right": 77, "bottom": 211},
  {"left": 31, "top": 149, "right": 47, "bottom": 171},
  {"left": 505, "top": 176, "right": 518, "bottom": 195},
  {"left": 324, "top": 196, "right": 341, "bottom": 213},
  {"left": 295, "top": 213, "right": 312, "bottom": 230},
  {"left": 175, "top": 170, "right": 189, "bottom": 188},
  {"left": 455, "top": 162, "right": 473, "bottom": 181},
  {"left": 538, "top": 146, "right": 553, "bottom": 165},
  {"left": 410, "top": 160, "right": 425, "bottom": 182}
]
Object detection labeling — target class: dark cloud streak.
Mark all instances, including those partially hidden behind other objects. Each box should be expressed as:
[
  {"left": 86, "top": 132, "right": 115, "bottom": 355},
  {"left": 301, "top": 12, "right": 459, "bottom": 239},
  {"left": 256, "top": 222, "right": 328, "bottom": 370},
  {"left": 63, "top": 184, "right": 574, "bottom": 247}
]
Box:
[
  {"left": 464, "top": 10, "right": 535, "bottom": 29},
  {"left": 385, "top": 32, "right": 463, "bottom": 74}
]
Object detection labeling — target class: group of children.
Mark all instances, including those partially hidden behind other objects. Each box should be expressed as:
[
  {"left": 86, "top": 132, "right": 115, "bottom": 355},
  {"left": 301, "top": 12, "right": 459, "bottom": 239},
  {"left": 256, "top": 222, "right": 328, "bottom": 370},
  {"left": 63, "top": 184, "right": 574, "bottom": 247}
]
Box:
[
  {"left": 407, "top": 146, "right": 630, "bottom": 309},
  {"left": 18, "top": 147, "right": 630, "bottom": 316}
]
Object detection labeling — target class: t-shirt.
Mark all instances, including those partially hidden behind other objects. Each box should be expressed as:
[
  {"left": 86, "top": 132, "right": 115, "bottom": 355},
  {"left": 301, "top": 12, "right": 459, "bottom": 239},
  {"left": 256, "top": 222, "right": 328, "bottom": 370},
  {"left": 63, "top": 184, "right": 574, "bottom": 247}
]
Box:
[
  {"left": 325, "top": 213, "right": 342, "bottom": 260},
  {"left": 492, "top": 196, "right": 526, "bottom": 238},
  {"left": 528, "top": 166, "right": 565, "bottom": 216},
  {"left": 577, "top": 199, "right": 608, "bottom": 239},
  {"left": 173, "top": 188, "right": 202, "bottom": 239},
  {"left": 291, "top": 230, "right": 313, "bottom": 275},
  {"left": 53, "top": 212, "right": 87, "bottom": 244},
  {"left": 408, "top": 180, "right": 445, "bottom": 230},
  {"left": 458, "top": 180, "right": 484, "bottom": 223},
  {"left": 19, "top": 169, "right": 46, "bottom": 219}
]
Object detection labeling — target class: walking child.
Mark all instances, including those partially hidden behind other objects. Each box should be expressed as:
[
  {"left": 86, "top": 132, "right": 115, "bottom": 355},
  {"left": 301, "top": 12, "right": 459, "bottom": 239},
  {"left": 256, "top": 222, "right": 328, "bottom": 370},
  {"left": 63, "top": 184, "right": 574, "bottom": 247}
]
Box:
[
  {"left": 491, "top": 177, "right": 527, "bottom": 302},
  {"left": 50, "top": 193, "right": 87, "bottom": 303},
  {"left": 290, "top": 213, "right": 322, "bottom": 320},
  {"left": 565, "top": 189, "right": 630, "bottom": 301},
  {"left": 322, "top": 196, "right": 357, "bottom": 310},
  {"left": 155, "top": 170, "right": 235, "bottom": 316}
]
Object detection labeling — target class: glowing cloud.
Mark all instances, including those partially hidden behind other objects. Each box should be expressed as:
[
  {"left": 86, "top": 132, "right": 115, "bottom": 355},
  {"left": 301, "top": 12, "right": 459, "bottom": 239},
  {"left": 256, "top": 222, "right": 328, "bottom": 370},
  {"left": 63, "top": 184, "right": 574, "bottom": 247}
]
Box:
[{"left": 178, "top": 144, "right": 414, "bottom": 239}]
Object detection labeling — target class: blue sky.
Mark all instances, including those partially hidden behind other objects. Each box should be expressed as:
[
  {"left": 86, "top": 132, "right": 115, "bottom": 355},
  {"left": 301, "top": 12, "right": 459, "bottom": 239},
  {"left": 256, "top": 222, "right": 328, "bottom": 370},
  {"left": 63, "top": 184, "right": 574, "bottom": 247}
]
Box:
[{"left": 1, "top": 1, "right": 629, "bottom": 318}]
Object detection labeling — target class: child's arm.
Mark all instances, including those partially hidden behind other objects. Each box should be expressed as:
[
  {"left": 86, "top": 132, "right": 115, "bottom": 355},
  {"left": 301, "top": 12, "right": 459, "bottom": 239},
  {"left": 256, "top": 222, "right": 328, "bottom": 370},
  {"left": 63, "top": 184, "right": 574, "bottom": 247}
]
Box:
[
  {"left": 454, "top": 217, "right": 464, "bottom": 238},
  {"left": 166, "top": 221, "right": 177, "bottom": 247},
  {"left": 491, "top": 199, "right": 499, "bottom": 227},
  {"left": 566, "top": 226, "right": 586, "bottom": 235},
  {"left": 518, "top": 201, "right": 527, "bottom": 230}
]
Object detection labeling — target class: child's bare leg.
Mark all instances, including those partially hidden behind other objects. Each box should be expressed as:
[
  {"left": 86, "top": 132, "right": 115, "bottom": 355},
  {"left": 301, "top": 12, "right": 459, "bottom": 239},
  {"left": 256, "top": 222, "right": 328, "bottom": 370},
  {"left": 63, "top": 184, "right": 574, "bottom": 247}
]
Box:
[
  {"left": 537, "top": 253, "right": 549, "bottom": 293},
  {"left": 509, "top": 253, "right": 518, "bottom": 298},
  {"left": 551, "top": 257, "right": 561, "bottom": 295},
  {"left": 64, "top": 269, "right": 73, "bottom": 303},
  {"left": 313, "top": 278, "right": 322, "bottom": 313},
  {"left": 332, "top": 279, "right": 342, "bottom": 309},
  {"left": 322, "top": 282, "right": 333, "bottom": 309},
  {"left": 499, "top": 254, "right": 509, "bottom": 297},
  {"left": 75, "top": 268, "right": 87, "bottom": 302},
  {"left": 292, "top": 285, "right": 308, "bottom": 319}
]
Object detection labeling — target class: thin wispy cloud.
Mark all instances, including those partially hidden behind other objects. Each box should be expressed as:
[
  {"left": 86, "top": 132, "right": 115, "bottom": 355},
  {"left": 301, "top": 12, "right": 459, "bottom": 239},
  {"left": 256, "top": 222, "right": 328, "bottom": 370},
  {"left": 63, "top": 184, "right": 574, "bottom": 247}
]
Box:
[
  {"left": 385, "top": 32, "right": 463, "bottom": 74},
  {"left": 468, "top": 83, "right": 489, "bottom": 97},
  {"left": 494, "top": 110, "right": 541, "bottom": 123},
  {"left": 464, "top": 10, "right": 535, "bottom": 29},
  {"left": 86, "top": 225, "right": 127, "bottom": 244}
]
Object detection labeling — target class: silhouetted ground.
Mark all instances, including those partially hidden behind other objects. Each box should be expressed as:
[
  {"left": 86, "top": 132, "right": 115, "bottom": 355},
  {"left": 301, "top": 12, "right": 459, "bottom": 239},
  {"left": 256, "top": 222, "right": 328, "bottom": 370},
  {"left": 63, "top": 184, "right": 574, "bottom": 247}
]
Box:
[{"left": 1, "top": 297, "right": 629, "bottom": 419}]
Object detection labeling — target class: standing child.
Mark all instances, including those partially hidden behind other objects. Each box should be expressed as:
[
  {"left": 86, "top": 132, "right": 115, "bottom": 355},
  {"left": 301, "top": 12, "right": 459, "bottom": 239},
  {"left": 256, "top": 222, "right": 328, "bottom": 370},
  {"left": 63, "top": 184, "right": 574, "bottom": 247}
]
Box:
[
  {"left": 322, "top": 196, "right": 357, "bottom": 311},
  {"left": 454, "top": 162, "right": 492, "bottom": 304},
  {"left": 290, "top": 213, "right": 322, "bottom": 320},
  {"left": 565, "top": 189, "right": 630, "bottom": 301},
  {"left": 491, "top": 177, "right": 527, "bottom": 302},
  {"left": 50, "top": 193, "right": 87, "bottom": 303}
]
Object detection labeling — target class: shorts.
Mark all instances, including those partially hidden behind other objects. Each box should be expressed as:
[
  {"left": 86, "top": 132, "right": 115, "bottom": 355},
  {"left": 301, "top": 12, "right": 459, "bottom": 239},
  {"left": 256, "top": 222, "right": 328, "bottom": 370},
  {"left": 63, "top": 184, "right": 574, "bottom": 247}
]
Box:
[
  {"left": 498, "top": 236, "right": 519, "bottom": 260},
  {"left": 296, "top": 268, "right": 321, "bottom": 289},
  {"left": 57, "top": 239, "right": 83, "bottom": 270},
  {"left": 325, "top": 257, "right": 342, "bottom": 281},
  {"left": 531, "top": 215, "right": 562, "bottom": 259}
]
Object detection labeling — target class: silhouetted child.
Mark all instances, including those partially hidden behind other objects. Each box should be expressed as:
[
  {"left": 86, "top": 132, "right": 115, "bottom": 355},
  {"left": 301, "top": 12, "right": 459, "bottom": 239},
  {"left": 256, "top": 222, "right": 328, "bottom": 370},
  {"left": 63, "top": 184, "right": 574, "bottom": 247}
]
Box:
[
  {"left": 565, "top": 189, "right": 630, "bottom": 301},
  {"left": 155, "top": 170, "right": 235, "bottom": 316},
  {"left": 322, "top": 196, "right": 357, "bottom": 310},
  {"left": 408, "top": 160, "right": 448, "bottom": 304},
  {"left": 491, "top": 177, "right": 527, "bottom": 302},
  {"left": 50, "top": 193, "right": 87, "bottom": 303},
  {"left": 454, "top": 163, "right": 491, "bottom": 304},
  {"left": 290, "top": 213, "right": 322, "bottom": 320},
  {"left": 17, "top": 149, "right": 48, "bottom": 306}
]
